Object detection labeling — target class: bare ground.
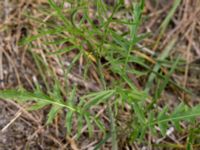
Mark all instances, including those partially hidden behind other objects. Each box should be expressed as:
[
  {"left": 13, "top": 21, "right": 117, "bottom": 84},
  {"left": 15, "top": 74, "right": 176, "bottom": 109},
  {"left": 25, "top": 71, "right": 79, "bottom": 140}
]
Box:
[{"left": 0, "top": 0, "right": 200, "bottom": 149}]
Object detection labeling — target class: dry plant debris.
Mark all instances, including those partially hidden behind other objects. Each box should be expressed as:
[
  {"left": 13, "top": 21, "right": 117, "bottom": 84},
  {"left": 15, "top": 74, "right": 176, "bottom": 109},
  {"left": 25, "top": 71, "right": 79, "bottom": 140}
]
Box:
[{"left": 0, "top": 0, "right": 200, "bottom": 149}]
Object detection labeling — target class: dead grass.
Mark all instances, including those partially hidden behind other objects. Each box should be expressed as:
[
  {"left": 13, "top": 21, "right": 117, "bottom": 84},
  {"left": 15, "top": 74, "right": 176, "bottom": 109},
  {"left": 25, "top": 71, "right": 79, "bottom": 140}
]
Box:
[{"left": 0, "top": 0, "right": 200, "bottom": 149}]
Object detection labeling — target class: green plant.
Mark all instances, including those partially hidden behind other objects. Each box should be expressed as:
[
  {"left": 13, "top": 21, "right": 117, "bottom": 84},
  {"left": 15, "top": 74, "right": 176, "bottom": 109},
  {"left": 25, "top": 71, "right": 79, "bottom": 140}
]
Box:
[{"left": 1, "top": 0, "right": 199, "bottom": 149}]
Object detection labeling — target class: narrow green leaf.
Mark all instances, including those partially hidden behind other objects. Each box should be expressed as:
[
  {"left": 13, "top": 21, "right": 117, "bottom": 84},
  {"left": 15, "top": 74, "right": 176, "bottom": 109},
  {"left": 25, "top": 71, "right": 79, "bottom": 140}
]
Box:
[
  {"left": 85, "top": 115, "right": 93, "bottom": 138},
  {"left": 48, "top": 0, "right": 71, "bottom": 27},
  {"left": 132, "top": 102, "right": 146, "bottom": 124},
  {"left": 19, "top": 27, "right": 65, "bottom": 45},
  {"left": 130, "top": 125, "right": 140, "bottom": 142},
  {"left": 28, "top": 101, "right": 49, "bottom": 111},
  {"left": 0, "top": 89, "right": 76, "bottom": 111},
  {"left": 66, "top": 110, "right": 73, "bottom": 135},
  {"left": 171, "top": 103, "right": 187, "bottom": 131},
  {"left": 48, "top": 46, "right": 78, "bottom": 55},
  {"left": 77, "top": 115, "right": 83, "bottom": 138},
  {"left": 94, "top": 132, "right": 111, "bottom": 150},
  {"left": 157, "top": 106, "right": 168, "bottom": 136},
  {"left": 148, "top": 111, "right": 157, "bottom": 135},
  {"left": 52, "top": 80, "right": 62, "bottom": 100},
  {"left": 156, "top": 57, "right": 180, "bottom": 98},
  {"left": 145, "top": 38, "right": 177, "bottom": 93},
  {"left": 47, "top": 105, "right": 61, "bottom": 124},
  {"left": 83, "top": 90, "right": 115, "bottom": 110},
  {"left": 139, "top": 125, "right": 148, "bottom": 141},
  {"left": 160, "top": 0, "right": 181, "bottom": 35},
  {"left": 94, "top": 117, "right": 106, "bottom": 133},
  {"left": 65, "top": 86, "right": 76, "bottom": 134}
]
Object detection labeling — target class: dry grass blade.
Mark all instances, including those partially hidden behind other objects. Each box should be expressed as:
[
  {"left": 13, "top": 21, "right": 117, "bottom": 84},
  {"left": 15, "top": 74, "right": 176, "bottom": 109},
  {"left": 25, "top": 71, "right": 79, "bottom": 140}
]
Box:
[{"left": 0, "top": 0, "right": 200, "bottom": 149}]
